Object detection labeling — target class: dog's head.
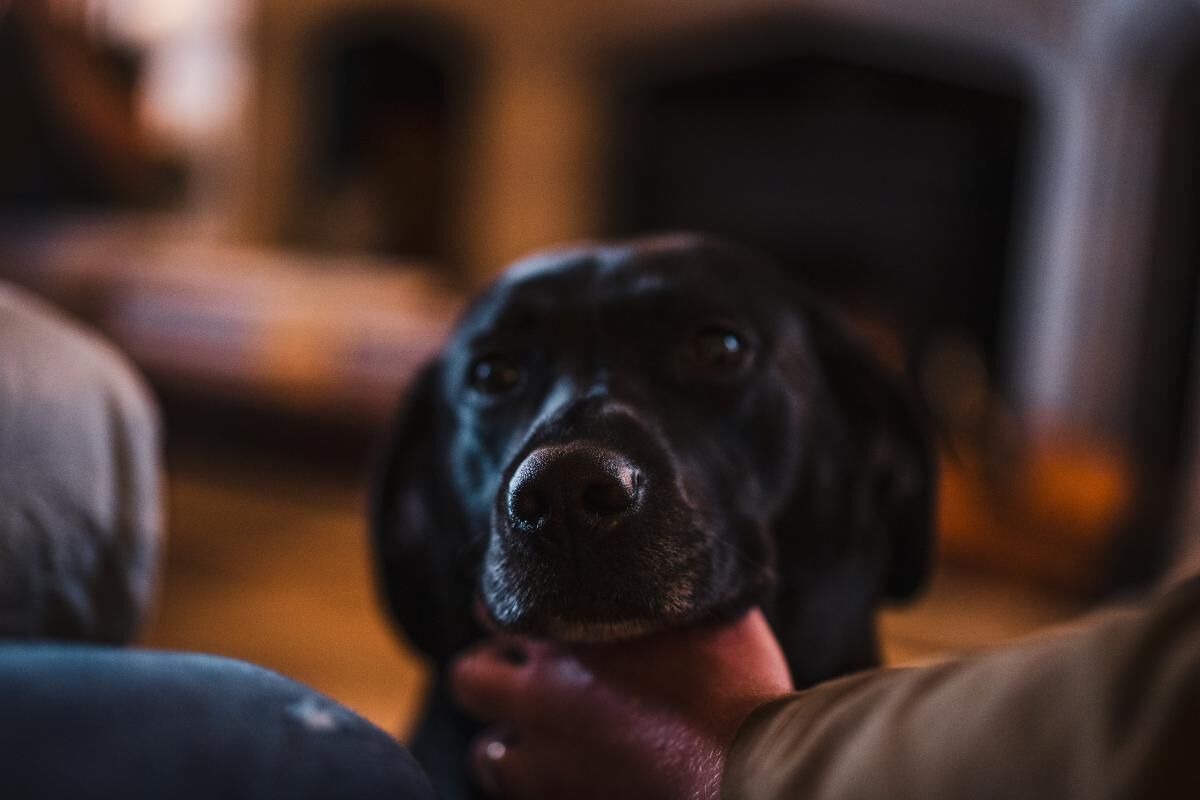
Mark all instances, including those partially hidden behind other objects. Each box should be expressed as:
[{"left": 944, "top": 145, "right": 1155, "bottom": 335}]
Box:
[{"left": 372, "top": 236, "right": 935, "bottom": 677}]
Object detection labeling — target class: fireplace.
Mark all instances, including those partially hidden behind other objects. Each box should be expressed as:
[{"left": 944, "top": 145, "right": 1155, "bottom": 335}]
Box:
[{"left": 604, "top": 16, "right": 1033, "bottom": 412}]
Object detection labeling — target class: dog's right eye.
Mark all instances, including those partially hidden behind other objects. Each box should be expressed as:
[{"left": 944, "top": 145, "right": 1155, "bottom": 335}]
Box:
[
  {"left": 681, "top": 325, "right": 753, "bottom": 379},
  {"left": 468, "top": 354, "right": 522, "bottom": 396}
]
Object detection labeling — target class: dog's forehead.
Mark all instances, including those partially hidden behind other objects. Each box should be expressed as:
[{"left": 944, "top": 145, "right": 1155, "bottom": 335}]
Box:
[{"left": 460, "top": 240, "right": 771, "bottom": 334}]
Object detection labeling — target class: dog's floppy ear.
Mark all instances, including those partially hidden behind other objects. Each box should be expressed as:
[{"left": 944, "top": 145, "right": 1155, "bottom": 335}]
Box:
[
  {"left": 805, "top": 306, "right": 938, "bottom": 601},
  {"left": 369, "top": 362, "right": 478, "bottom": 664}
]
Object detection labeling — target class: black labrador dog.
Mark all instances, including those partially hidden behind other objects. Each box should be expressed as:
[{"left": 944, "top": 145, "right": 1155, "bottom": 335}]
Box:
[{"left": 371, "top": 235, "right": 935, "bottom": 798}]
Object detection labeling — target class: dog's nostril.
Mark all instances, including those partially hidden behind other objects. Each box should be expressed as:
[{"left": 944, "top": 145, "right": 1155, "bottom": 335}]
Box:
[
  {"left": 580, "top": 477, "right": 635, "bottom": 518},
  {"left": 510, "top": 484, "right": 550, "bottom": 529}
]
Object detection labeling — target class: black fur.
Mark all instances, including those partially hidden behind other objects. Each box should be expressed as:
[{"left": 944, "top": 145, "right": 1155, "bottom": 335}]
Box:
[{"left": 370, "top": 235, "right": 936, "bottom": 798}]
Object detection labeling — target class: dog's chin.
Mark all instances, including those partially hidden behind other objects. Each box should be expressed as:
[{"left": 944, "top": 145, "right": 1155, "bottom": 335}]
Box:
[
  {"left": 539, "top": 616, "right": 669, "bottom": 643},
  {"left": 480, "top": 607, "right": 674, "bottom": 643},
  {"left": 476, "top": 591, "right": 687, "bottom": 643}
]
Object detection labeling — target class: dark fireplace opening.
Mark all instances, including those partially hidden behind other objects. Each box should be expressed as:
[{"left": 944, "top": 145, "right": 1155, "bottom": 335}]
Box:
[
  {"left": 289, "top": 11, "right": 476, "bottom": 264},
  {"left": 603, "top": 18, "right": 1033, "bottom": 414}
]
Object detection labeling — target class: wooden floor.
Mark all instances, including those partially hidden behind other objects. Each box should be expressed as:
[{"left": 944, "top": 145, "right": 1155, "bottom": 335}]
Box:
[
  {"left": 141, "top": 447, "right": 1084, "bottom": 737},
  {"left": 141, "top": 448, "right": 429, "bottom": 737}
]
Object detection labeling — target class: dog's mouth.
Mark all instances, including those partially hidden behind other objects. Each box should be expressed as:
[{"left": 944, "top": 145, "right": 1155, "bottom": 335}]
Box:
[
  {"left": 539, "top": 617, "right": 667, "bottom": 642},
  {"left": 473, "top": 597, "right": 670, "bottom": 643},
  {"left": 477, "top": 511, "right": 721, "bottom": 642}
]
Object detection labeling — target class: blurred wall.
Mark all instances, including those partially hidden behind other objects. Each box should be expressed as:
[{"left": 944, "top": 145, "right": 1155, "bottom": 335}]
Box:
[{"left": 241, "top": 0, "right": 1190, "bottom": 447}]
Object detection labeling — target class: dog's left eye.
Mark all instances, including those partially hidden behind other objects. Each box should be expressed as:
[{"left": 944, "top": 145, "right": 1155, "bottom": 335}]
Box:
[
  {"left": 468, "top": 354, "right": 522, "bottom": 396},
  {"left": 685, "top": 326, "right": 751, "bottom": 375}
]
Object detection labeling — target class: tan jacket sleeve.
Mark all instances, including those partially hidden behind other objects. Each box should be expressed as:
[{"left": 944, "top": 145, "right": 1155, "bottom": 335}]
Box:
[{"left": 723, "top": 577, "right": 1200, "bottom": 800}]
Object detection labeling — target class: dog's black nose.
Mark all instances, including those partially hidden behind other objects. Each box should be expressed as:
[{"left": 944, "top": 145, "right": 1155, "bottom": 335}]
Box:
[{"left": 507, "top": 445, "right": 640, "bottom": 533}]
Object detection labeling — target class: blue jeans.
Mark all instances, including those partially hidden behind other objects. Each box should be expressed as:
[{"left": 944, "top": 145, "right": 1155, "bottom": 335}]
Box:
[{"left": 0, "top": 644, "right": 434, "bottom": 800}]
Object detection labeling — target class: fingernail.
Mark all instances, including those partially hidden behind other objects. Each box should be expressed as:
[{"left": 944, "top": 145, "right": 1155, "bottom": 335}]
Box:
[
  {"left": 484, "top": 739, "right": 508, "bottom": 762},
  {"left": 473, "top": 737, "right": 506, "bottom": 795}
]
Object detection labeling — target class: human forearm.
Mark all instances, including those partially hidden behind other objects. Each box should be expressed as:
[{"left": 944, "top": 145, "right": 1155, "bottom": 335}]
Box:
[{"left": 724, "top": 578, "right": 1200, "bottom": 799}]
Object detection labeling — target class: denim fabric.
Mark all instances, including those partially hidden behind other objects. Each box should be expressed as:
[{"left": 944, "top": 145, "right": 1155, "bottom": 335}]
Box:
[{"left": 0, "top": 644, "right": 434, "bottom": 799}]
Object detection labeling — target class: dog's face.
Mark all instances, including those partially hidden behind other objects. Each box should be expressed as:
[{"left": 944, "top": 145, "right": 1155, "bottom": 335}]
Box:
[
  {"left": 448, "top": 239, "right": 811, "bottom": 641},
  {"left": 373, "top": 236, "right": 934, "bottom": 677}
]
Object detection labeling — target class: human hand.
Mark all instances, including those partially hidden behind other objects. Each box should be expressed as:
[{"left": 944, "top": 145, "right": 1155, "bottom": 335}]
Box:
[{"left": 450, "top": 609, "right": 792, "bottom": 800}]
